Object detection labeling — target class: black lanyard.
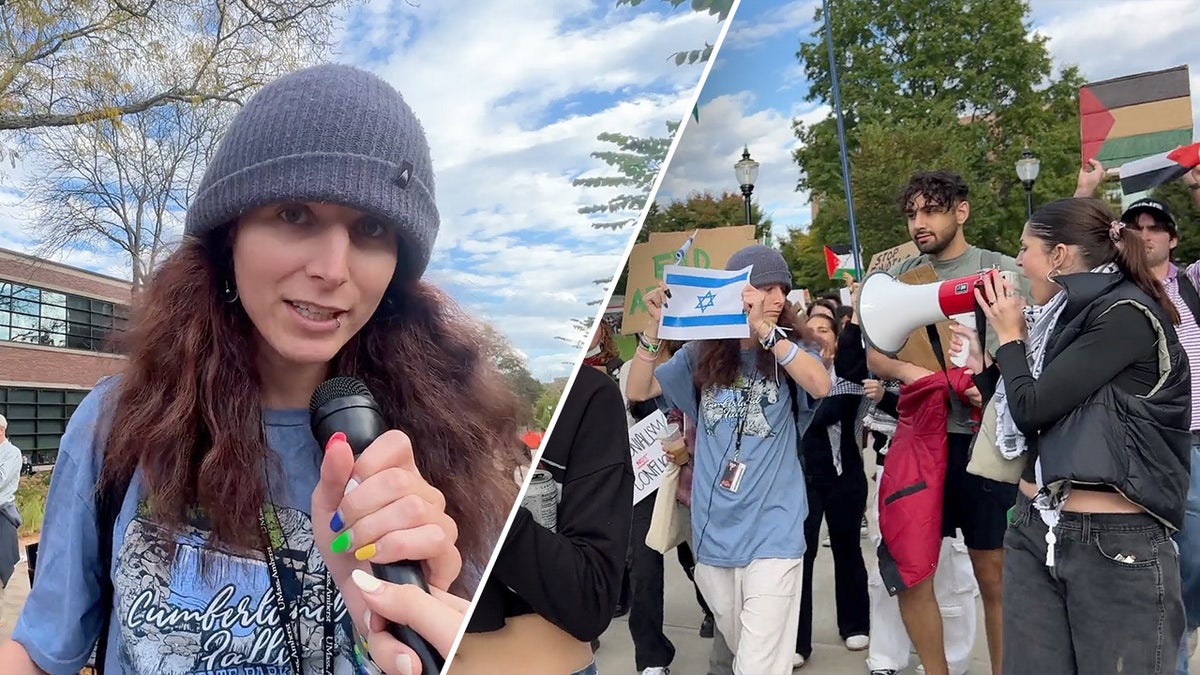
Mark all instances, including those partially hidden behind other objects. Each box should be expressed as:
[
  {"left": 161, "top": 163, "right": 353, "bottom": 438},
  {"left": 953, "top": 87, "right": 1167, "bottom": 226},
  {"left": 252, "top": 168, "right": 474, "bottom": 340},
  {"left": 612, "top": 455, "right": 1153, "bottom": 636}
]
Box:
[{"left": 259, "top": 505, "right": 335, "bottom": 675}]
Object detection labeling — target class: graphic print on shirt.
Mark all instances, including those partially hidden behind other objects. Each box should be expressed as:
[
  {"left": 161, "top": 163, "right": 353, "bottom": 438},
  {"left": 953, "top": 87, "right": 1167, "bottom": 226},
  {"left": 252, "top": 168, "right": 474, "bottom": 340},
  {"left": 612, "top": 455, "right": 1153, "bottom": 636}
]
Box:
[
  {"left": 112, "top": 502, "right": 353, "bottom": 675},
  {"left": 699, "top": 375, "right": 778, "bottom": 438}
]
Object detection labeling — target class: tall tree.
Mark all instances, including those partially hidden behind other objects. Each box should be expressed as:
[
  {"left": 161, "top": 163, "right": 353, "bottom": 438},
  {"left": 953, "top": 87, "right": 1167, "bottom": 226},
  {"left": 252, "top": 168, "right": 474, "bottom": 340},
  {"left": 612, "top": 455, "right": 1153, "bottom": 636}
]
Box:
[
  {"left": 573, "top": 124, "right": 676, "bottom": 231},
  {"left": 1, "top": 0, "right": 344, "bottom": 133},
  {"left": 26, "top": 100, "right": 228, "bottom": 288},
  {"left": 479, "top": 323, "right": 545, "bottom": 428},
  {"left": 791, "top": 0, "right": 1085, "bottom": 276}
]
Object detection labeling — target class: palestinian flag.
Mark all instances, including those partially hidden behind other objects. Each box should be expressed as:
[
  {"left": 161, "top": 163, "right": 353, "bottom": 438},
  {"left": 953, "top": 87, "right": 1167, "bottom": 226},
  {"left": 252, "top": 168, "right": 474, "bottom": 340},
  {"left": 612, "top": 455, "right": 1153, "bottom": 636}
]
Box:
[
  {"left": 1080, "top": 65, "right": 1193, "bottom": 166},
  {"left": 1119, "top": 142, "right": 1200, "bottom": 194},
  {"left": 824, "top": 244, "right": 859, "bottom": 280}
]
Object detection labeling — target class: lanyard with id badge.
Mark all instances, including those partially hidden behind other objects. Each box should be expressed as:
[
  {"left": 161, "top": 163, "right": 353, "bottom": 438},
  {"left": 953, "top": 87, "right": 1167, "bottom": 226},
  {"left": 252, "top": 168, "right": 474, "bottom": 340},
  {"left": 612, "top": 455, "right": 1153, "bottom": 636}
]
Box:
[{"left": 719, "top": 379, "right": 754, "bottom": 493}]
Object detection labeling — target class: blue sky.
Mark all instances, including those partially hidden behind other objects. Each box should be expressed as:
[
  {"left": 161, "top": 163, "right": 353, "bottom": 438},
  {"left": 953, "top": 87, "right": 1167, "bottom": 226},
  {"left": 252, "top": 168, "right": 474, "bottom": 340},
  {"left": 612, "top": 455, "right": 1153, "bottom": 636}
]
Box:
[
  {"left": 657, "top": 0, "right": 1200, "bottom": 243},
  {"left": 0, "top": 0, "right": 726, "bottom": 380}
]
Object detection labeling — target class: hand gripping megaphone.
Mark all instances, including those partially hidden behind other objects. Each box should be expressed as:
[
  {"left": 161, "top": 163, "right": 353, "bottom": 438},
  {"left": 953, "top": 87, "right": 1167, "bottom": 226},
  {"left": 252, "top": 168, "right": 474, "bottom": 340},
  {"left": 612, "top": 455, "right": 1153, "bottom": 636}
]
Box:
[{"left": 856, "top": 269, "right": 1014, "bottom": 356}]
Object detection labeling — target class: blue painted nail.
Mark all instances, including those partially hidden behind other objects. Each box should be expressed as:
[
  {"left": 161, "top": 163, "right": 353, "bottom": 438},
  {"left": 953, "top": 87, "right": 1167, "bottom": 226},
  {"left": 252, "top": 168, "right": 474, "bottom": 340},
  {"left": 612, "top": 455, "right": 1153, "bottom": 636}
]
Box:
[{"left": 330, "top": 511, "right": 344, "bottom": 532}]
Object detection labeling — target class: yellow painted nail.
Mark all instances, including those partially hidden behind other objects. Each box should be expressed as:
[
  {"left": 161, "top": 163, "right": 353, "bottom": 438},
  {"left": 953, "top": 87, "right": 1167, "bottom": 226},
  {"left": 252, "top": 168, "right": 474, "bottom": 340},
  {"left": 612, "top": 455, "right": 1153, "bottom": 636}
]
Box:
[{"left": 354, "top": 543, "right": 377, "bottom": 561}]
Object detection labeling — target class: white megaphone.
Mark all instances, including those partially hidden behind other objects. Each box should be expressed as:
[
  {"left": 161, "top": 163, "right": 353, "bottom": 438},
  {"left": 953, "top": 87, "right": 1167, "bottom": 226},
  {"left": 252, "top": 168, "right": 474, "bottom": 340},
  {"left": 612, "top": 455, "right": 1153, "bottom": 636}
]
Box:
[{"left": 857, "top": 270, "right": 1010, "bottom": 357}]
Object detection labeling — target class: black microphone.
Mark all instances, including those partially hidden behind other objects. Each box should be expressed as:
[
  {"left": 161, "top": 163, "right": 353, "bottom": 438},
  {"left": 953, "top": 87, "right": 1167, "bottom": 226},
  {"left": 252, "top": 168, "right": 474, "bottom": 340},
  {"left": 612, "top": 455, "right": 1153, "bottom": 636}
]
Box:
[{"left": 310, "top": 376, "right": 444, "bottom": 674}]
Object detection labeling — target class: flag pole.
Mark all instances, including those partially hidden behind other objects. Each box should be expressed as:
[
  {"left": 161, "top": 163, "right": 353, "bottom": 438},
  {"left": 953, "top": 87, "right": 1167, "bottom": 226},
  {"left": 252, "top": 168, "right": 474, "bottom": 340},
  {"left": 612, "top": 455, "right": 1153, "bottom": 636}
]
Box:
[{"left": 823, "top": 0, "right": 863, "bottom": 279}]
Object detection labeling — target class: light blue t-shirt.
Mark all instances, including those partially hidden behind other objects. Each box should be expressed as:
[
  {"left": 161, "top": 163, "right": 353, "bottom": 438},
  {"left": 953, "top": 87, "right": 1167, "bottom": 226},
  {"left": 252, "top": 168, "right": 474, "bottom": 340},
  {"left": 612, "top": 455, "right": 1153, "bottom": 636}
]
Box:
[
  {"left": 12, "top": 378, "right": 361, "bottom": 675},
  {"left": 654, "top": 342, "right": 816, "bottom": 567}
]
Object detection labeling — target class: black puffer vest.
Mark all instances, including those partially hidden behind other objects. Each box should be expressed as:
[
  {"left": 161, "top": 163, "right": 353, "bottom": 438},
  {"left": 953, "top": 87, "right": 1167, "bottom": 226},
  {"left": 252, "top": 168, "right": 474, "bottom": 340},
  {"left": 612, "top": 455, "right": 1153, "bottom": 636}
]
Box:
[{"left": 1037, "top": 272, "right": 1191, "bottom": 530}]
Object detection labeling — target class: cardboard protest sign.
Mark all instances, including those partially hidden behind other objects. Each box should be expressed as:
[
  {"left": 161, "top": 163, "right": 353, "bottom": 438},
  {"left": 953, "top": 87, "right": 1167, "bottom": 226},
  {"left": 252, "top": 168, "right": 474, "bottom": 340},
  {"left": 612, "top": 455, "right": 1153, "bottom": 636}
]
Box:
[
  {"left": 867, "top": 241, "right": 920, "bottom": 275},
  {"left": 623, "top": 225, "right": 757, "bottom": 335},
  {"left": 628, "top": 410, "right": 672, "bottom": 505}
]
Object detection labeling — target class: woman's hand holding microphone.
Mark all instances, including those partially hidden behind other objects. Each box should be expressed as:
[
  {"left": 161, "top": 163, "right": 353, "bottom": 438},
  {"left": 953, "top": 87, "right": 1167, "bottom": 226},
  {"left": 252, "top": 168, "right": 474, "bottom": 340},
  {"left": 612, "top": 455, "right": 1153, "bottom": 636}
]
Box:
[{"left": 313, "top": 430, "right": 465, "bottom": 675}]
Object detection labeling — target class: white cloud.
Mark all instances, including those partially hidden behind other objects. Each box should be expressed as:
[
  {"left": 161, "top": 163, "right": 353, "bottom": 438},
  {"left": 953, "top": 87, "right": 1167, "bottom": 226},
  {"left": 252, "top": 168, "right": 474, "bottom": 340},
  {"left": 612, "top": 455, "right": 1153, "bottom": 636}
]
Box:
[
  {"left": 1034, "top": 0, "right": 1200, "bottom": 130},
  {"left": 725, "top": 0, "right": 817, "bottom": 49},
  {"left": 657, "top": 92, "right": 827, "bottom": 237},
  {"left": 0, "top": 0, "right": 724, "bottom": 381}
]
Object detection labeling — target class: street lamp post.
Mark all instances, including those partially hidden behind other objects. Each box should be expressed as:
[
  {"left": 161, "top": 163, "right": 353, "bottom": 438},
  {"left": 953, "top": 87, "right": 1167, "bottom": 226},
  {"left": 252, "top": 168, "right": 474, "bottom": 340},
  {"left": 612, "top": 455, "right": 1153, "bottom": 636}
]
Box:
[
  {"left": 1015, "top": 147, "right": 1041, "bottom": 220},
  {"left": 734, "top": 146, "right": 759, "bottom": 229}
]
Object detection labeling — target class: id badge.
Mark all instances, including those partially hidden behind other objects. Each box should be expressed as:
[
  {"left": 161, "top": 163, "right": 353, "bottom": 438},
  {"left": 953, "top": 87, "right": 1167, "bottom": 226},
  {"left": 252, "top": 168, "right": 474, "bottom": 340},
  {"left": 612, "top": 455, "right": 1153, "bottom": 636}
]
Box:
[{"left": 720, "top": 459, "right": 747, "bottom": 493}]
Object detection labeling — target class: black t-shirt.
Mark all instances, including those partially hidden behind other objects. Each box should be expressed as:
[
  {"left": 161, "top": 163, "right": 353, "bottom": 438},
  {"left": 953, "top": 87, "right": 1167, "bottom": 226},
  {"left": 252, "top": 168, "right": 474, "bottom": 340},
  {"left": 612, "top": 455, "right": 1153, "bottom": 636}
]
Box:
[{"left": 465, "top": 367, "right": 634, "bottom": 642}]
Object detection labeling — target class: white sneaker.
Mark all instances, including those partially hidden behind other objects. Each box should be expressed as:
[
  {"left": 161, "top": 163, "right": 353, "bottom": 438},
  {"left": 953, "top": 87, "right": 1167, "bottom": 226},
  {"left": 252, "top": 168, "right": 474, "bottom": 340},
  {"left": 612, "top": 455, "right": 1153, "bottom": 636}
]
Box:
[
  {"left": 641, "top": 668, "right": 669, "bottom": 675},
  {"left": 792, "top": 653, "right": 806, "bottom": 669},
  {"left": 845, "top": 634, "right": 870, "bottom": 651}
]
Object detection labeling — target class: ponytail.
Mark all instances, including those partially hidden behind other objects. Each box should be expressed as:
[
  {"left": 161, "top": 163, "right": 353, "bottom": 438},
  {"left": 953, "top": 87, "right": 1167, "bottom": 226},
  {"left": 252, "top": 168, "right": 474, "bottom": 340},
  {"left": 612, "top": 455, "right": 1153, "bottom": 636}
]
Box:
[
  {"left": 1115, "top": 225, "right": 1180, "bottom": 324},
  {"left": 1027, "top": 198, "right": 1181, "bottom": 325}
]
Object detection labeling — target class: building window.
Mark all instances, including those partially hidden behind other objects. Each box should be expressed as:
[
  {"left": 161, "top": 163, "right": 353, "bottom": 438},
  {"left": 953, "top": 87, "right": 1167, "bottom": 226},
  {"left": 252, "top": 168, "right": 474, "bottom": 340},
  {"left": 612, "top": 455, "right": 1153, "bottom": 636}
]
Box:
[
  {"left": 0, "top": 386, "right": 89, "bottom": 466},
  {"left": 0, "top": 281, "right": 128, "bottom": 353}
]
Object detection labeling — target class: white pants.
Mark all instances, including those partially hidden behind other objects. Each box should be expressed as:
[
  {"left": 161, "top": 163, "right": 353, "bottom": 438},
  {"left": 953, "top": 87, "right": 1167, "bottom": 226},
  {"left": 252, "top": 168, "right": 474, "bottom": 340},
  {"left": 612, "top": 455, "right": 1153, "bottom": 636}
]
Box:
[
  {"left": 694, "top": 557, "right": 803, "bottom": 675},
  {"left": 866, "top": 466, "right": 977, "bottom": 675}
]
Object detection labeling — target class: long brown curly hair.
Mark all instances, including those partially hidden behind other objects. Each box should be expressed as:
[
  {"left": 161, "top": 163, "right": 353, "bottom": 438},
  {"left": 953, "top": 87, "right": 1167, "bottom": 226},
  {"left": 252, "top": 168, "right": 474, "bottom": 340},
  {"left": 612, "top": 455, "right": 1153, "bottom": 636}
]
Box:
[
  {"left": 693, "top": 294, "right": 814, "bottom": 388},
  {"left": 98, "top": 233, "right": 526, "bottom": 586}
]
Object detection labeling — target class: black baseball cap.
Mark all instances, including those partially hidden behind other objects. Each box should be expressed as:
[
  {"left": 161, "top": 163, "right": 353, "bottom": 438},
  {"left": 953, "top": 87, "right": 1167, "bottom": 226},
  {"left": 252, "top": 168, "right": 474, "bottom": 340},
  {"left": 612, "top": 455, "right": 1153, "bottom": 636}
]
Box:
[{"left": 1121, "top": 198, "right": 1177, "bottom": 235}]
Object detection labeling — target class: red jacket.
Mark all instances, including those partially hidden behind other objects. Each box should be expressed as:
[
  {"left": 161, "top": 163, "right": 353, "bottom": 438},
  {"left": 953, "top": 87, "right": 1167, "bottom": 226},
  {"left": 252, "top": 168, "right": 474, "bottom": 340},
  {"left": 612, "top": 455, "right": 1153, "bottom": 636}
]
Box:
[{"left": 877, "top": 368, "right": 977, "bottom": 595}]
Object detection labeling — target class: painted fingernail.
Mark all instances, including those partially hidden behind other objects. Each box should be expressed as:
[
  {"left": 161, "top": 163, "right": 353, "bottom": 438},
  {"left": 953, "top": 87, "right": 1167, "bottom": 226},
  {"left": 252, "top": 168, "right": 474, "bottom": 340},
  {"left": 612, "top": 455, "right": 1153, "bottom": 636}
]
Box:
[
  {"left": 343, "top": 477, "right": 359, "bottom": 496},
  {"left": 395, "top": 654, "right": 413, "bottom": 675},
  {"left": 325, "top": 431, "right": 347, "bottom": 452},
  {"left": 351, "top": 568, "right": 383, "bottom": 594},
  {"left": 363, "top": 609, "right": 372, "bottom": 628},
  {"left": 329, "top": 511, "right": 344, "bottom": 532},
  {"left": 354, "top": 543, "right": 377, "bottom": 561},
  {"left": 331, "top": 529, "right": 352, "bottom": 554}
]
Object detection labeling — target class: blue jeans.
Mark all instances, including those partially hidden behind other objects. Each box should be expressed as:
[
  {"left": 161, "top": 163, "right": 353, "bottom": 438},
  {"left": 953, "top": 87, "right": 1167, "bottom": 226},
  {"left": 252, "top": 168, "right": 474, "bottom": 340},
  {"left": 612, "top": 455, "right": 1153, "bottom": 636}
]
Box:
[
  {"left": 572, "top": 662, "right": 598, "bottom": 675},
  {"left": 1175, "top": 443, "right": 1200, "bottom": 674}
]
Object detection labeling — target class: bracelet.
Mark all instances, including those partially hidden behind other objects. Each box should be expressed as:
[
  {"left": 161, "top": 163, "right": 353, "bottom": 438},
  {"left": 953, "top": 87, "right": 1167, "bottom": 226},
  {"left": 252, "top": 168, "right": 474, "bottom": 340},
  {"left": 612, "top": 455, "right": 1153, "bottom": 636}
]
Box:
[
  {"left": 758, "top": 324, "right": 781, "bottom": 350},
  {"left": 637, "top": 334, "right": 661, "bottom": 353},
  {"left": 777, "top": 342, "right": 800, "bottom": 367},
  {"left": 635, "top": 347, "right": 658, "bottom": 362}
]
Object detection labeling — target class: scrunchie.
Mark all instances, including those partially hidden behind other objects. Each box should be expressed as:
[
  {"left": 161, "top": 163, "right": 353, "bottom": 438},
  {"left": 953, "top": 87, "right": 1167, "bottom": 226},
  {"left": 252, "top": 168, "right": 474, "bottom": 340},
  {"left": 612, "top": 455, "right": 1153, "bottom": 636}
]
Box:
[{"left": 1109, "top": 220, "right": 1126, "bottom": 242}]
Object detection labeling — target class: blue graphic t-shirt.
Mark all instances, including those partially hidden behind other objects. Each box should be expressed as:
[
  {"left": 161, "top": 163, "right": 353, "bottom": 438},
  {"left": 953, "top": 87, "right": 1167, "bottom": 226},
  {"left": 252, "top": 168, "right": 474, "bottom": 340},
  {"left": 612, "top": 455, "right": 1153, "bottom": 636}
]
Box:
[
  {"left": 654, "top": 342, "right": 815, "bottom": 568},
  {"left": 12, "top": 378, "right": 361, "bottom": 675}
]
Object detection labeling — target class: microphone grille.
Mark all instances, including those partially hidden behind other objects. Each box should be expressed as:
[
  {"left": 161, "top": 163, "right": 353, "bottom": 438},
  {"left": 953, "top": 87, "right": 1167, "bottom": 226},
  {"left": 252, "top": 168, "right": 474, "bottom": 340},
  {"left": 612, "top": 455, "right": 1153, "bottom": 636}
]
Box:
[{"left": 309, "top": 376, "right": 373, "bottom": 415}]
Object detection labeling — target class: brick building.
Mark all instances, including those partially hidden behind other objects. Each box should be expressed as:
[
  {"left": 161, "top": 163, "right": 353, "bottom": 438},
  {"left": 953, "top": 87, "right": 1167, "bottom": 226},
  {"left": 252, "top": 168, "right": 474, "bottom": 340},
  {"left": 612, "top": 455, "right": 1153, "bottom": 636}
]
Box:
[{"left": 0, "top": 248, "right": 131, "bottom": 466}]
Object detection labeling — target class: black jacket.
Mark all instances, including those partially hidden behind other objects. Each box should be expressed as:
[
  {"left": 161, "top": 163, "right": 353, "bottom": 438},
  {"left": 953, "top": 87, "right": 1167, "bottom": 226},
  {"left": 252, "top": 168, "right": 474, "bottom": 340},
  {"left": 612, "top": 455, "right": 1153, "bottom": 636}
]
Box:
[
  {"left": 465, "top": 367, "right": 633, "bottom": 640},
  {"left": 1004, "top": 273, "right": 1191, "bottom": 529}
]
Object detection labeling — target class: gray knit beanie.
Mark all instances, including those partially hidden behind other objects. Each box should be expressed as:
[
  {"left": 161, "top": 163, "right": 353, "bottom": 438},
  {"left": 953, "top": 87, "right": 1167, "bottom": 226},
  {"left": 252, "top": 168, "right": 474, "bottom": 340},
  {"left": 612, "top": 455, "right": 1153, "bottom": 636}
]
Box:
[
  {"left": 185, "top": 64, "right": 439, "bottom": 279},
  {"left": 726, "top": 244, "right": 792, "bottom": 291}
]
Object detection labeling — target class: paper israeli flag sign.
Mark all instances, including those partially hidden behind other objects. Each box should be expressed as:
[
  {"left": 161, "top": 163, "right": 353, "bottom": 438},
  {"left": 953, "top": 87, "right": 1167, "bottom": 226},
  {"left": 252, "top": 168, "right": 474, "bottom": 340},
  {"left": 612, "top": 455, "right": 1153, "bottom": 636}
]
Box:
[{"left": 659, "top": 264, "right": 752, "bottom": 341}]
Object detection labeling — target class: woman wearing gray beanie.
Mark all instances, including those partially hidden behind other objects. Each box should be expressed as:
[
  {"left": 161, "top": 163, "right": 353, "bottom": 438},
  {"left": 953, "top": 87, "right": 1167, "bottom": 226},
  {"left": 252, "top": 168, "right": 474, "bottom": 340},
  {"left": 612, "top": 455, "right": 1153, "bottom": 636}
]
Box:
[
  {"left": 626, "top": 243, "right": 831, "bottom": 675},
  {"left": 3, "top": 64, "right": 525, "bottom": 675}
]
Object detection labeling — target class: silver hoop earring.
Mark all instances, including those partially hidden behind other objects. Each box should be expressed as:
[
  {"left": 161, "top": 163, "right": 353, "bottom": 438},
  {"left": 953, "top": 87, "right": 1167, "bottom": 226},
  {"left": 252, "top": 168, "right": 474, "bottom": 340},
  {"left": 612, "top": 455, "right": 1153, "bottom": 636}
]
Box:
[
  {"left": 220, "top": 279, "right": 239, "bottom": 304},
  {"left": 1046, "top": 268, "right": 1060, "bottom": 284}
]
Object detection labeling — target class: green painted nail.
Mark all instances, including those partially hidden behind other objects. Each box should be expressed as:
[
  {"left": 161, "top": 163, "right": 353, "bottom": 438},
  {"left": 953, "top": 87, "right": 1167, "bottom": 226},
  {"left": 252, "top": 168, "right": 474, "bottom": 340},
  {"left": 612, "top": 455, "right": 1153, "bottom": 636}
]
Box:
[{"left": 331, "top": 529, "right": 352, "bottom": 554}]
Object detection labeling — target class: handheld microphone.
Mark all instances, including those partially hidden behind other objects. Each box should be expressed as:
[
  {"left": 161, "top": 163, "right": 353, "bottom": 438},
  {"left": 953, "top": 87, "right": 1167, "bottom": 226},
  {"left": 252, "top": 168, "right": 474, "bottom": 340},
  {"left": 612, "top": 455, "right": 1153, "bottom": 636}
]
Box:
[{"left": 310, "top": 376, "right": 444, "bottom": 674}]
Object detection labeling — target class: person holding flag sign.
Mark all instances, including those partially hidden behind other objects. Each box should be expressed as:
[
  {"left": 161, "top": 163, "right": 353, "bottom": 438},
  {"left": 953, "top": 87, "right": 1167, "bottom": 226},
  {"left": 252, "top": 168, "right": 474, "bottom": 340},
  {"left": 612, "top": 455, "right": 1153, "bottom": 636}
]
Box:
[{"left": 625, "top": 244, "right": 831, "bottom": 675}]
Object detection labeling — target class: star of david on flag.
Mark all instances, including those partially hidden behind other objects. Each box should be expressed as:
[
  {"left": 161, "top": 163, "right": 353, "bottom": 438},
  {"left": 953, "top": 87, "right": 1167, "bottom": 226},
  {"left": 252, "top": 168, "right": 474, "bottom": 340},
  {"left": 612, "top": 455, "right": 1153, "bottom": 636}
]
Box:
[{"left": 659, "top": 264, "right": 753, "bottom": 341}]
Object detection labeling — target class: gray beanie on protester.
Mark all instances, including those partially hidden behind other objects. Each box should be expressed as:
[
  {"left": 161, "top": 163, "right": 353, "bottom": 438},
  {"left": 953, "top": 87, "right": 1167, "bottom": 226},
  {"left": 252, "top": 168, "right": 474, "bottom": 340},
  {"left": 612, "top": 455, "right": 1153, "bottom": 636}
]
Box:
[
  {"left": 185, "top": 63, "right": 439, "bottom": 279},
  {"left": 726, "top": 244, "right": 792, "bottom": 291}
]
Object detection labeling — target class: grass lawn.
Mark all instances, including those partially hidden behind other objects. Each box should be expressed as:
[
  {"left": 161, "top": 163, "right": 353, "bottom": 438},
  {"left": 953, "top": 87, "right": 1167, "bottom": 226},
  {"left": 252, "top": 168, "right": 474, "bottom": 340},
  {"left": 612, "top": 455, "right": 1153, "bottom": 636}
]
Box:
[
  {"left": 16, "top": 471, "right": 51, "bottom": 538},
  {"left": 616, "top": 334, "right": 637, "bottom": 361}
]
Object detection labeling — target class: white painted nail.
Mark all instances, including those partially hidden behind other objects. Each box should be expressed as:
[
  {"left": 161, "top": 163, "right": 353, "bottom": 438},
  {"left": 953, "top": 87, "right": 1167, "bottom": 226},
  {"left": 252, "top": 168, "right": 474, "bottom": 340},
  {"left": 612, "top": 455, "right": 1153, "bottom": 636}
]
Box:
[
  {"left": 363, "top": 609, "right": 372, "bottom": 628},
  {"left": 395, "top": 653, "right": 413, "bottom": 675},
  {"left": 351, "top": 568, "right": 383, "bottom": 594},
  {"left": 343, "top": 477, "right": 360, "bottom": 496}
]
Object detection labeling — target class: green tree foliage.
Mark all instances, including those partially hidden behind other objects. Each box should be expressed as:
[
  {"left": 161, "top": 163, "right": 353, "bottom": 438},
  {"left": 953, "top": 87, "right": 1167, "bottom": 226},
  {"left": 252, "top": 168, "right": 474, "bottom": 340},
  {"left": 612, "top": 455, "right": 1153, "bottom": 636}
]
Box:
[
  {"left": 479, "top": 323, "right": 545, "bottom": 428},
  {"left": 789, "top": 0, "right": 1086, "bottom": 284},
  {"left": 533, "top": 378, "right": 568, "bottom": 431},
  {"left": 573, "top": 124, "right": 676, "bottom": 231}
]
